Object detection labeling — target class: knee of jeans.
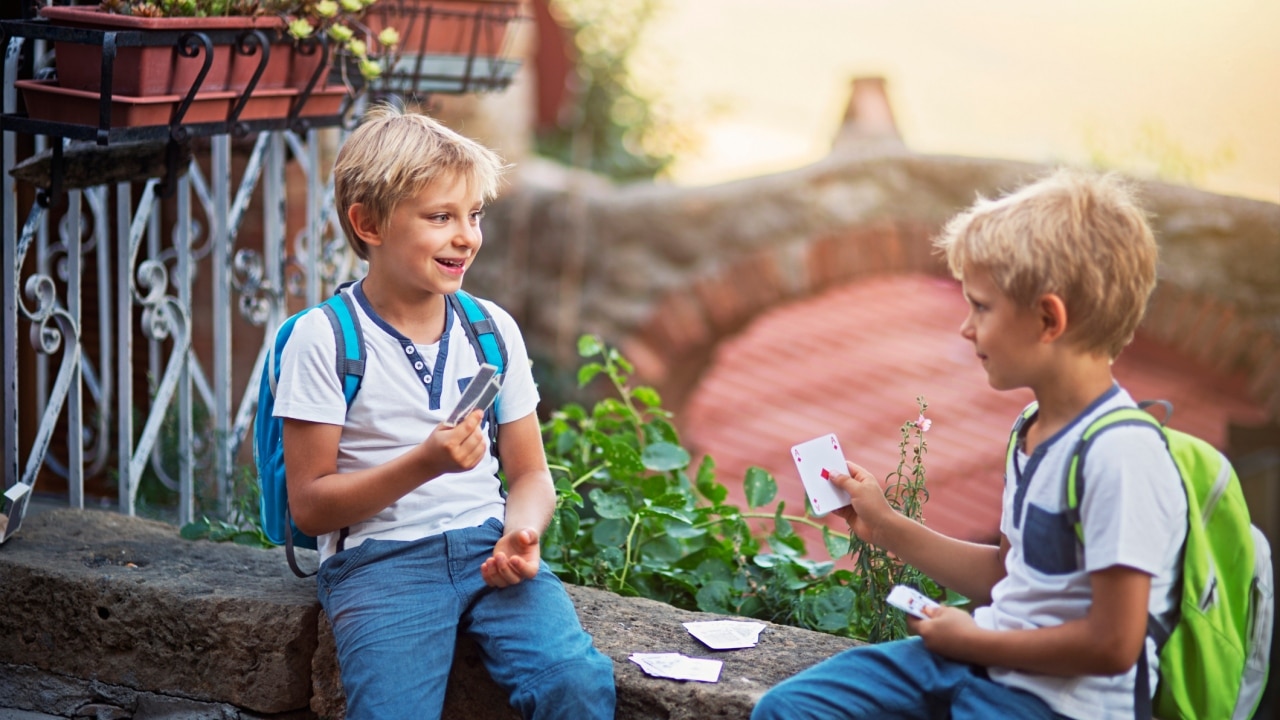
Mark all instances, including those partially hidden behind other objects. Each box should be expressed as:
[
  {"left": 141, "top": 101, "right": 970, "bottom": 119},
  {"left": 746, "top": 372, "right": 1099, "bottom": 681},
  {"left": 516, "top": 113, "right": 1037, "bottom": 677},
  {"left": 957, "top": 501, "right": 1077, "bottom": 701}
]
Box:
[
  {"left": 751, "top": 688, "right": 790, "bottom": 720},
  {"left": 509, "top": 652, "right": 615, "bottom": 718}
]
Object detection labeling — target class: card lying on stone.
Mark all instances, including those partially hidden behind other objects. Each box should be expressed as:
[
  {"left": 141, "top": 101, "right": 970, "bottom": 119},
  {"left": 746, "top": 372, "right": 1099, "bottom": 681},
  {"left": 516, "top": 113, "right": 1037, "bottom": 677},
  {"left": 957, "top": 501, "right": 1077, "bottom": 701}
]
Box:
[
  {"left": 683, "top": 620, "right": 766, "bottom": 650},
  {"left": 629, "top": 652, "right": 723, "bottom": 683}
]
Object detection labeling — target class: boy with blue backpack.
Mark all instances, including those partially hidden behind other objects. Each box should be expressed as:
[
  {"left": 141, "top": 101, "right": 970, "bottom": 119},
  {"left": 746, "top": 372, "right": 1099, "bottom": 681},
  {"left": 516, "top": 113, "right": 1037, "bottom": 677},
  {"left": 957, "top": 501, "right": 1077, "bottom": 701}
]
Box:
[
  {"left": 753, "top": 169, "right": 1271, "bottom": 719},
  {"left": 265, "top": 104, "right": 615, "bottom": 719}
]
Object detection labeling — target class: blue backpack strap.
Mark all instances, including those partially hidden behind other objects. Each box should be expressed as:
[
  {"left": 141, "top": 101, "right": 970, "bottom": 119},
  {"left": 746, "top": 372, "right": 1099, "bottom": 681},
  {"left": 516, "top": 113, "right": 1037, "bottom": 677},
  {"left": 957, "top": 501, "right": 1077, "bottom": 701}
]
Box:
[
  {"left": 319, "top": 291, "right": 366, "bottom": 404},
  {"left": 280, "top": 290, "right": 365, "bottom": 577},
  {"left": 448, "top": 290, "right": 507, "bottom": 458},
  {"left": 450, "top": 289, "right": 507, "bottom": 373}
]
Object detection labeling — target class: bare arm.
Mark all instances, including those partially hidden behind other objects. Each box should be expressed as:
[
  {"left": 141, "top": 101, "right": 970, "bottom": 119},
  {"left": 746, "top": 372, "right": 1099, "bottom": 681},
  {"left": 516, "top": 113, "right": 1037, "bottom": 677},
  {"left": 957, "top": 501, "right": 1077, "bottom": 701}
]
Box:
[
  {"left": 480, "top": 412, "right": 554, "bottom": 588},
  {"left": 915, "top": 565, "right": 1152, "bottom": 676},
  {"left": 283, "top": 410, "right": 488, "bottom": 536},
  {"left": 830, "top": 462, "right": 1008, "bottom": 603}
]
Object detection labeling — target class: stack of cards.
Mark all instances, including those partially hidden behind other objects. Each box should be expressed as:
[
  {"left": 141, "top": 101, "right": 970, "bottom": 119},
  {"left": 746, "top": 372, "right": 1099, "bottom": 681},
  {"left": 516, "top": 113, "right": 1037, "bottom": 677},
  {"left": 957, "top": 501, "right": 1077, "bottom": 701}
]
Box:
[{"left": 444, "top": 364, "right": 502, "bottom": 427}]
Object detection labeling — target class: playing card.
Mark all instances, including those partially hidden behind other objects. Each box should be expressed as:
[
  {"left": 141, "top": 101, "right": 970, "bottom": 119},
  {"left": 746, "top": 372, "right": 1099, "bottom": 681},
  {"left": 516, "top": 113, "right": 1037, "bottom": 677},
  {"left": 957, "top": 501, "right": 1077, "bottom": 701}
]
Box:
[
  {"left": 444, "top": 364, "right": 501, "bottom": 427},
  {"left": 790, "top": 433, "right": 853, "bottom": 516}
]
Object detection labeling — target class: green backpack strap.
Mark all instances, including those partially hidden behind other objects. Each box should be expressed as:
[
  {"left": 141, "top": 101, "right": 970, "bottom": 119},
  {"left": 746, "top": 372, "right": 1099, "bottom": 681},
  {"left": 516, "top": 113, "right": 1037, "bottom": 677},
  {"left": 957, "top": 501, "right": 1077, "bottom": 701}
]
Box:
[
  {"left": 1065, "top": 406, "right": 1167, "bottom": 542},
  {"left": 1005, "top": 402, "right": 1040, "bottom": 481},
  {"left": 1065, "top": 404, "right": 1175, "bottom": 720}
]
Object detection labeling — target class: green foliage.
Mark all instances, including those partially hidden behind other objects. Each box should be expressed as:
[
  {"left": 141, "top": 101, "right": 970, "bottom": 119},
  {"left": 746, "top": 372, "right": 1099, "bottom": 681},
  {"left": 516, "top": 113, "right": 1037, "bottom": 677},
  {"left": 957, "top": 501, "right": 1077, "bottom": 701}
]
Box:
[
  {"left": 536, "top": 0, "right": 694, "bottom": 181},
  {"left": 543, "top": 335, "right": 944, "bottom": 640},
  {"left": 1083, "top": 121, "right": 1236, "bottom": 186},
  {"left": 180, "top": 465, "right": 273, "bottom": 547},
  {"left": 848, "top": 398, "right": 948, "bottom": 642}
]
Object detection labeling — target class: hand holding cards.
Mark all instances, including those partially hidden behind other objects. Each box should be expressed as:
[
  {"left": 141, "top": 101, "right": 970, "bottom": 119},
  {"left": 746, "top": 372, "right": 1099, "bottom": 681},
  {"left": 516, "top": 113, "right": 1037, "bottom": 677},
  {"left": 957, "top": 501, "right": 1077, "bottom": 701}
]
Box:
[
  {"left": 444, "top": 364, "right": 502, "bottom": 427},
  {"left": 886, "top": 585, "right": 940, "bottom": 619},
  {"left": 790, "top": 433, "right": 853, "bottom": 516}
]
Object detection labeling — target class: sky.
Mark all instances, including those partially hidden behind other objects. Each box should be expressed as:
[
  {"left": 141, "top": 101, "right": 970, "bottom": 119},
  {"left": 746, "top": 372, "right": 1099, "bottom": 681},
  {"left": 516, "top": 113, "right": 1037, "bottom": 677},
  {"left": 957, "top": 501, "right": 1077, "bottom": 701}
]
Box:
[{"left": 630, "top": 0, "right": 1280, "bottom": 203}]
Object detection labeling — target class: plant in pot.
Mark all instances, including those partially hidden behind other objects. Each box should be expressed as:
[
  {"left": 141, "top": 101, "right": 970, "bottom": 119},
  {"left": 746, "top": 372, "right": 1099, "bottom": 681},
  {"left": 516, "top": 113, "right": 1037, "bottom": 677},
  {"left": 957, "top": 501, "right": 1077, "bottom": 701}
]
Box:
[
  {"left": 20, "top": 0, "right": 399, "bottom": 127},
  {"left": 357, "top": 0, "right": 524, "bottom": 96}
]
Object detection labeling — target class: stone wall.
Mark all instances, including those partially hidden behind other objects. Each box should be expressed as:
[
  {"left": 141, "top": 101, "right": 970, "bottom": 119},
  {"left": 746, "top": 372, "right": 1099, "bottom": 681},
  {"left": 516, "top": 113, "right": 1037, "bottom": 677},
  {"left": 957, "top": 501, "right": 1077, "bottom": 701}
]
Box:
[
  {"left": 467, "top": 153, "right": 1280, "bottom": 416},
  {"left": 0, "top": 509, "right": 859, "bottom": 719}
]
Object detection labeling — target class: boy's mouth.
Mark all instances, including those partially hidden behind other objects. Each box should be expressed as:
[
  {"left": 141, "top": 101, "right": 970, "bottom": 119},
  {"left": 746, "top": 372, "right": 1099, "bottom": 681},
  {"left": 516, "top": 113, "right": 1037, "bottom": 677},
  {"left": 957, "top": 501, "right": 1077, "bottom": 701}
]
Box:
[{"left": 436, "top": 258, "right": 466, "bottom": 269}]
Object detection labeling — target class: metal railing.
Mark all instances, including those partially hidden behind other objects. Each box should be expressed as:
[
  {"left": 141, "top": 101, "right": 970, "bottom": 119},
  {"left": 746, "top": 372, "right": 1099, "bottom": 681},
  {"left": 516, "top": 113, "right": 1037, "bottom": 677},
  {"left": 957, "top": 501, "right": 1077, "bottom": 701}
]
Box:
[{"left": 0, "top": 22, "right": 361, "bottom": 540}]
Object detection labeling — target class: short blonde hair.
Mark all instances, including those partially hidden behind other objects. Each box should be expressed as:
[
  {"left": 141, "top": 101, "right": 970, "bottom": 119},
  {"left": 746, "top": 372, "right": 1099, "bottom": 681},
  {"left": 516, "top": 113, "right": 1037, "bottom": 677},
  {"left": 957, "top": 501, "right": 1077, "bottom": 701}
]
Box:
[
  {"left": 333, "top": 103, "right": 508, "bottom": 260},
  {"left": 934, "top": 168, "right": 1158, "bottom": 358}
]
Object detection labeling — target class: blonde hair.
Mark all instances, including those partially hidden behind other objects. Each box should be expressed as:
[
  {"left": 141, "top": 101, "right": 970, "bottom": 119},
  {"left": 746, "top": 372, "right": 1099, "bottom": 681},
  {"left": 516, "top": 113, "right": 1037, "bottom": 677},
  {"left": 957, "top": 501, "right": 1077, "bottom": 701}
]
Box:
[
  {"left": 333, "top": 103, "right": 508, "bottom": 260},
  {"left": 934, "top": 168, "right": 1158, "bottom": 358}
]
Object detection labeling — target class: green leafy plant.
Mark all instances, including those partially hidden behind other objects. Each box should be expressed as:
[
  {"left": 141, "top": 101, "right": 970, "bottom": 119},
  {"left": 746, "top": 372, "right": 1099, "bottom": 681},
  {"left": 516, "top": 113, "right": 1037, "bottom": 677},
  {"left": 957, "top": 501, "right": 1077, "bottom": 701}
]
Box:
[
  {"left": 542, "top": 335, "right": 943, "bottom": 640},
  {"left": 536, "top": 0, "right": 696, "bottom": 181},
  {"left": 90, "top": 0, "right": 399, "bottom": 80},
  {"left": 848, "top": 397, "right": 948, "bottom": 642},
  {"left": 181, "top": 465, "right": 274, "bottom": 546}
]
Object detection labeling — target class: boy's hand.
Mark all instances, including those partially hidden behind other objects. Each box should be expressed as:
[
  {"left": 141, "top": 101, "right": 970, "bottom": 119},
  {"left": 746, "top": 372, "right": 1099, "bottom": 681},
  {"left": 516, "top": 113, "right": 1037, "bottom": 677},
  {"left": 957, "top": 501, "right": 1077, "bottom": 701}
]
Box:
[
  {"left": 829, "top": 461, "right": 897, "bottom": 546},
  {"left": 421, "top": 410, "right": 487, "bottom": 477},
  {"left": 481, "top": 528, "right": 541, "bottom": 588},
  {"left": 911, "top": 604, "right": 979, "bottom": 660}
]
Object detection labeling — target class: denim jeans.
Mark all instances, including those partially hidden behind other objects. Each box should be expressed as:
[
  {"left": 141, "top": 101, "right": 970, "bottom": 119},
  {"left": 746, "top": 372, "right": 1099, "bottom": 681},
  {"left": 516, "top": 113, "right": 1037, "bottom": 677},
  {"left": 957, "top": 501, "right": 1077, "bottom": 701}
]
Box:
[
  {"left": 752, "top": 637, "right": 1071, "bottom": 720},
  {"left": 317, "top": 517, "right": 615, "bottom": 720}
]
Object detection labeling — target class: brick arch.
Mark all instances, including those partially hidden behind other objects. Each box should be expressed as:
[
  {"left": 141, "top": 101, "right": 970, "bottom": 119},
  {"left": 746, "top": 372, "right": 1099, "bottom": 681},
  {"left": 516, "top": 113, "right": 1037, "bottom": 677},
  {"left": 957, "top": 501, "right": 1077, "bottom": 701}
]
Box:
[
  {"left": 621, "top": 228, "right": 1280, "bottom": 426},
  {"left": 621, "top": 220, "right": 949, "bottom": 414}
]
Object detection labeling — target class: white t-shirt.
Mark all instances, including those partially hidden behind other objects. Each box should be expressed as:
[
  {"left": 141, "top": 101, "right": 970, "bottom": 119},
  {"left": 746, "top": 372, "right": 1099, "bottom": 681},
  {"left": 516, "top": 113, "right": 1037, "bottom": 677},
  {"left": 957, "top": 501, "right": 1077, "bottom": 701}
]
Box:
[
  {"left": 973, "top": 385, "right": 1186, "bottom": 720},
  {"left": 272, "top": 281, "right": 540, "bottom": 564}
]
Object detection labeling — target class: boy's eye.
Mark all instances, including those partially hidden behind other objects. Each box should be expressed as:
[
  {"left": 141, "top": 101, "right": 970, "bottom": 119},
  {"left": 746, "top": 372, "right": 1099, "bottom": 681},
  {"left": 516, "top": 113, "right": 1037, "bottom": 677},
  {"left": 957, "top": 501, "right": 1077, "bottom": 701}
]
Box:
[
  {"left": 470, "top": 209, "right": 485, "bottom": 222},
  {"left": 429, "top": 213, "right": 449, "bottom": 222}
]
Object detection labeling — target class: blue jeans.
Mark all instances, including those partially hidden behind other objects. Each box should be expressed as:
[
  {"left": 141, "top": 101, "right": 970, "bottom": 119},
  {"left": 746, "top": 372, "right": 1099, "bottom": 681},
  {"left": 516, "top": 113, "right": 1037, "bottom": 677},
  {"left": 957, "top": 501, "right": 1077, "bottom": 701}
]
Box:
[
  {"left": 317, "top": 517, "right": 615, "bottom": 720},
  {"left": 752, "top": 637, "right": 1071, "bottom": 720}
]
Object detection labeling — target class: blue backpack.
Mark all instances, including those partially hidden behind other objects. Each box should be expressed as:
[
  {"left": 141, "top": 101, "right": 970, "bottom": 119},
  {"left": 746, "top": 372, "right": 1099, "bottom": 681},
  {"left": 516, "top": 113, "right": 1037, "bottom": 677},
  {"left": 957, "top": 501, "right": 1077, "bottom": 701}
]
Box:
[{"left": 254, "top": 288, "right": 508, "bottom": 577}]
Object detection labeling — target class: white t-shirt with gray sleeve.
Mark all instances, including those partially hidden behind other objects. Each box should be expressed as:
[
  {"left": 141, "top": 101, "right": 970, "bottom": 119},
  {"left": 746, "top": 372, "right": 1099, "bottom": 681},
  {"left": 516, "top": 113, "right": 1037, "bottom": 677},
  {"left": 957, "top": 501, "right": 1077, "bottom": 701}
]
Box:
[{"left": 973, "top": 385, "right": 1186, "bottom": 720}]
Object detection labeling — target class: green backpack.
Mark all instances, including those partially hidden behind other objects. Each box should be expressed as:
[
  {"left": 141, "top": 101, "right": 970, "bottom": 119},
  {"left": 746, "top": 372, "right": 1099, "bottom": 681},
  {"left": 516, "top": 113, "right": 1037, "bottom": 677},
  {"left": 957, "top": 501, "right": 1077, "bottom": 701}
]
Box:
[{"left": 1058, "top": 402, "right": 1274, "bottom": 719}]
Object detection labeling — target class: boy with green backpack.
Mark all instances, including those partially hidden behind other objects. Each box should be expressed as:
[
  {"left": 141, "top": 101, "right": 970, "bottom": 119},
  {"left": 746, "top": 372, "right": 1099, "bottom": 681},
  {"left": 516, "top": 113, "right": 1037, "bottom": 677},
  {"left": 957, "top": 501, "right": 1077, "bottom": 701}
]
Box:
[{"left": 753, "top": 169, "right": 1271, "bottom": 720}]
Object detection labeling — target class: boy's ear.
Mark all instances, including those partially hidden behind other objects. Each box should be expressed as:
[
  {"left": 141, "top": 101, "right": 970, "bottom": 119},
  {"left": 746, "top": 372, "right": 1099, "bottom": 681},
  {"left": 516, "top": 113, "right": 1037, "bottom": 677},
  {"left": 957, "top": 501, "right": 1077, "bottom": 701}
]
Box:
[
  {"left": 1037, "top": 293, "right": 1069, "bottom": 343},
  {"left": 347, "top": 203, "right": 382, "bottom": 247}
]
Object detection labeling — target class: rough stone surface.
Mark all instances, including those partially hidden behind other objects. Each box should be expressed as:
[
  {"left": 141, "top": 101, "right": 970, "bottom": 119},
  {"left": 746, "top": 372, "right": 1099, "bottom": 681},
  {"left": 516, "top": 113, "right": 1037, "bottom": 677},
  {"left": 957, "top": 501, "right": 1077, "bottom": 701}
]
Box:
[
  {"left": 0, "top": 510, "right": 319, "bottom": 715},
  {"left": 2, "top": 509, "right": 861, "bottom": 719}
]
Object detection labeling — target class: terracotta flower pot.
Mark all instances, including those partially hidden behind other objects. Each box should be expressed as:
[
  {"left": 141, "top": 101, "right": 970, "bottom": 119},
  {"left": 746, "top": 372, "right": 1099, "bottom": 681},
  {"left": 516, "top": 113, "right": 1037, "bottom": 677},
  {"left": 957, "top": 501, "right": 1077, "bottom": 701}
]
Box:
[
  {"left": 363, "top": 0, "right": 522, "bottom": 57},
  {"left": 16, "top": 78, "right": 347, "bottom": 128},
  {"left": 38, "top": 6, "right": 325, "bottom": 97}
]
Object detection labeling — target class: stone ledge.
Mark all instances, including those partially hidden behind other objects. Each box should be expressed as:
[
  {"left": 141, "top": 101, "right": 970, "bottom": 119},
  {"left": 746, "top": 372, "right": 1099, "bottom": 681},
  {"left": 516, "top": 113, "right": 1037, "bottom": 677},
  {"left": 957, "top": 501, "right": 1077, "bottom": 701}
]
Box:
[{"left": 1, "top": 509, "right": 859, "bottom": 719}]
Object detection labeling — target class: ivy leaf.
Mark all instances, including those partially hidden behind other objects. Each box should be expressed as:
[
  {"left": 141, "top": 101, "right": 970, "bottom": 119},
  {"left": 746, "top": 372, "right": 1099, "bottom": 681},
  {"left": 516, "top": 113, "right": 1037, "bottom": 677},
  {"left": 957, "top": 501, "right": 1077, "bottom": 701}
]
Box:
[
  {"left": 641, "top": 441, "right": 689, "bottom": 472},
  {"left": 823, "top": 526, "right": 852, "bottom": 559},
  {"left": 695, "top": 579, "right": 734, "bottom": 614},
  {"left": 744, "top": 466, "right": 777, "bottom": 508},
  {"left": 577, "top": 362, "right": 605, "bottom": 388},
  {"left": 642, "top": 417, "right": 680, "bottom": 444},
  {"left": 632, "top": 386, "right": 662, "bottom": 408},
  {"left": 596, "top": 436, "right": 644, "bottom": 475},
  {"left": 179, "top": 519, "right": 210, "bottom": 540},
  {"left": 558, "top": 507, "right": 581, "bottom": 540},
  {"left": 695, "top": 456, "right": 728, "bottom": 504},
  {"left": 810, "top": 586, "right": 856, "bottom": 632},
  {"left": 589, "top": 489, "right": 633, "bottom": 520},
  {"left": 641, "top": 535, "right": 683, "bottom": 564},
  {"left": 577, "top": 335, "right": 603, "bottom": 358},
  {"left": 592, "top": 518, "right": 630, "bottom": 548}
]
